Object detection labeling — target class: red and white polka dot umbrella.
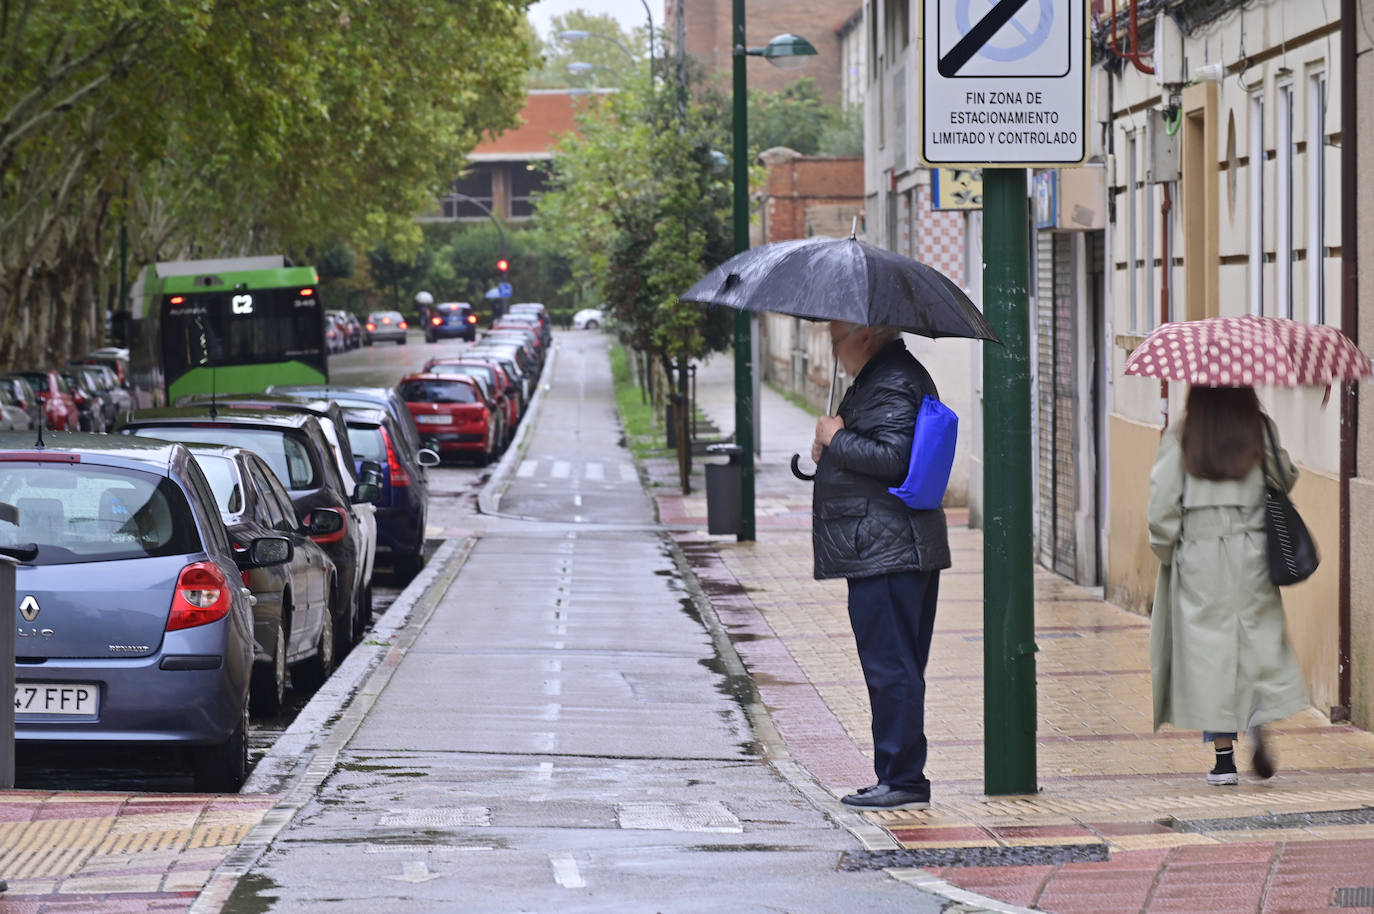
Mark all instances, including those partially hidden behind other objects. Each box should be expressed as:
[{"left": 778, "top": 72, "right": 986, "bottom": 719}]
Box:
[{"left": 1124, "top": 316, "right": 1373, "bottom": 387}]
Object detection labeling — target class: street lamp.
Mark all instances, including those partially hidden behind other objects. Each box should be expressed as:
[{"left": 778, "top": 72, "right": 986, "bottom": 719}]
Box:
[{"left": 731, "top": 12, "right": 817, "bottom": 542}]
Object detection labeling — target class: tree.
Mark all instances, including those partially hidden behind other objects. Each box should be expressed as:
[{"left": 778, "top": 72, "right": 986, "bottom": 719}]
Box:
[
  {"left": 748, "top": 78, "right": 861, "bottom": 157},
  {"left": 527, "top": 10, "right": 647, "bottom": 89},
  {"left": 0, "top": 0, "right": 537, "bottom": 368}
]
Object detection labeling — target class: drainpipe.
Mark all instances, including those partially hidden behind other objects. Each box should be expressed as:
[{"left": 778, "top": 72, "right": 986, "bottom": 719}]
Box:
[{"left": 1338, "top": 0, "right": 1357, "bottom": 722}]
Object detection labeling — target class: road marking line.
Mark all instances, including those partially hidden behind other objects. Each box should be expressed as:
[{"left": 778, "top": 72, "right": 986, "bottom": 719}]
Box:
[
  {"left": 537, "top": 762, "right": 554, "bottom": 781},
  {"left": 619, "top": 463, "right": 636, "bottom": 481},
  {"left": 551, "top": 460, "right": 571, "bottom": 479},
  {"left": 584, "top": 462, "right": 604, "bottom": 481},
  {"left": 550, "top": 853, "right": 585, "bottom": 888},
  {"left": 543, "top": 679, "right": 562, "bottom": 696},
  {"left": 516, "top": 461, "right": 537, "bottom": 478},
  {"left": 573, "top": 494, "right": 582, "bottom": 506}
]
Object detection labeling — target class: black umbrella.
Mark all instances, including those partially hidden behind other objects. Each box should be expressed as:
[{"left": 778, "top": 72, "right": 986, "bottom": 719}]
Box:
[
  {"left": 680, "top": 229, "right": 1001, "bottom": 480},
  {"left": 679, "top": 232, "right": 1002, "bottom": 344}
]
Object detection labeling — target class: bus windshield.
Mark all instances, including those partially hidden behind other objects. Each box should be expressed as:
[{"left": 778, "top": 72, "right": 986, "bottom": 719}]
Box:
[{"left": 161, "top": 287, "right": 325, "bottom": 384}]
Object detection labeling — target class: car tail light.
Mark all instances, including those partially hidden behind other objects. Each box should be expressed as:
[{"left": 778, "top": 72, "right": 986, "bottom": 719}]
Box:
[
  {"left": 398, "top": 321, "right": 408, "bottom": 330},
  {"left": 431, "top": 316, "right": 442, "bottom": 326},
  {"left": 307, "top": 506, "right": 348, "bottom": 545},
  {"left": 467, "top": 314, "right": 477, "bottom": 324},
  {"left": 366, "top": 322, "right": 376, "bottom": 331},
  {"left": 167, "top": 562, "right": 231, "bottom": 631},
  {"left": 383, "top": 426, "right": 409, "bottom": 487}
]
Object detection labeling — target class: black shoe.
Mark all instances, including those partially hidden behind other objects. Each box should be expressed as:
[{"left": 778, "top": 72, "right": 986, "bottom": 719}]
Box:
[
  {"left": 1249, "top": 726, "right": 1276, "bottom": 780},
  {"left": 841, "top": 783, "right": 930, "bottom": 810}
]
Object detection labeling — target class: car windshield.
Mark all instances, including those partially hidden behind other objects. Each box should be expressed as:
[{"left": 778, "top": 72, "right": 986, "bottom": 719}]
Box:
[
  {"left": 346, "top": 424, "right": 385, "bottom": 462},
  {"left": 398, "top": 380, "right": 477, "bottom": 404},
  {"left": 436, "top": 304, "right": 467, "bottom": 313},
  {"left": 190, "top": 453, "right": 245, "bottom": 515},
  {"left": 0, "top": 463, "right": 200, "bottom": 565},
  {"left": 129, "top": 425, "right": 319, "bottom": 490}
]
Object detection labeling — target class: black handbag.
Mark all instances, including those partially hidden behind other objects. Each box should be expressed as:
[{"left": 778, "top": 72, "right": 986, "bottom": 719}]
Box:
[{"left": 1262, "top": 420, "right": 1319, "bottom": 586}]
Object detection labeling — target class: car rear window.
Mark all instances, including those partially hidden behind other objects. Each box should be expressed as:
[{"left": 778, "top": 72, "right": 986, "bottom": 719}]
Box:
[
  {"left": 436, "top": 303, "right": 467, "bottom": 313},
  {"left": 190, "top": 453, "right": 245, "bottom": 515},
  {"left": 346, "top": 424, "right": 385, "bottom": 461},
  {"left": 129, "top": 426, "right": 320, "bottom": 490},
  {"left": 0, "top": 464, "right": 200, "bottom": 565},
  {"left": 432, "top": 365, "right": 495, "bottom": 387},
  {"left": 398, "top": 380, "right": 477, "bottom": 404}
]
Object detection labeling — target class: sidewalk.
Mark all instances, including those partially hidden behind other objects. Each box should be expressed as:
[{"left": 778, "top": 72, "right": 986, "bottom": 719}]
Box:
[{"left": 649, "top": 352, "right": 1374, "bottom": 914}]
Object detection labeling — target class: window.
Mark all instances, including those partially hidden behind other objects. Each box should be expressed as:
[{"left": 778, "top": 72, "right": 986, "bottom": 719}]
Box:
[
  {"left": 0, "top": 465, "right": 200, "bottom": 565},
  {"left": 1144, "top": 178, "right": 1155, "bottom": 330},
  {"left": 444, "top": 169, "right": 493, "bottom": 220},
  {"left": 131, "top": 426, "right": 320, "bottom": 490},
  {"left": 1308, "top": 71, "right": 1327, "bottom": 324},
  {"left": 1249, "top": 92, "right": 1265, "bottom": 316},
  {"left": 883, "top": 0, "right": 908, "bottom": 60},
  {"left": 509, "top": 164, "right": 548, "bottom": 219},
  {"left": 192, "top": 453, "right": 244, "bottom": 516},
  {"left": 1277, "top": 80, "right": 1294, "bottom": 319},
  {"left": 1127, "top": 134, "right": 1139, "bottom": 331}
]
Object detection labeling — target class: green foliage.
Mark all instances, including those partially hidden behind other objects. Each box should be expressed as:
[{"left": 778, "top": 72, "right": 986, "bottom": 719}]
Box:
[
  {"left": 610, "top": 342, "right": 670, "bottom": 458},
  {"left": 0, "top": 0, "right": 537, "bottom": 367},
  {"left": 748, "top": 79, "right": 861, "bottom": 157},
  {"left": 411, "top": 222, "right": 574, "bottom": 318},
  {"left": 534, "top": 61, "right": 734, "bottom": 368}
]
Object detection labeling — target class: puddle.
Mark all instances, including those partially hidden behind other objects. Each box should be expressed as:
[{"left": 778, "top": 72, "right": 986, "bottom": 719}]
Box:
[{"left": 222, "top": 871, "right": 281, "bottom": 914}]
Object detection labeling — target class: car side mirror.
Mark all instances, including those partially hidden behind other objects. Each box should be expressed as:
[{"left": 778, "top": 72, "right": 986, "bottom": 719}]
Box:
[
  {"left": 417, "top": 448, "right": 440, "bottom": 468},
  {"left": 238, "top": 535, "right": 293, "bottom": 568},
  {"left": 306, "top": 509, "right": 344, "bottom": 536},
  {"left": 352, "top": 481, "right": 381, "bottom": 504},
  {"left": 359, "top": 459, "right": 383, "bottom": 485}
]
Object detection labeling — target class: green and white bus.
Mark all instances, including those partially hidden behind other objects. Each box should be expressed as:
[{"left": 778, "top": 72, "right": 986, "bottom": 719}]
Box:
[{"left": 130, "top": 256, "right": 328, "bottom": 405}]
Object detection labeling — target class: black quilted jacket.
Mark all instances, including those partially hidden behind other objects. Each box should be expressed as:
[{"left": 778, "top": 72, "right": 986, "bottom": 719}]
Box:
[{"left": 812, "top": 339, "right": 952, "bottom": 580}]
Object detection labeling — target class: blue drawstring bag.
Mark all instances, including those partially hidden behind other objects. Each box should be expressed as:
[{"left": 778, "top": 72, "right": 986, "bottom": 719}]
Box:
[{"left": 887, "top": 395, "right": 958, "bottom": 510}]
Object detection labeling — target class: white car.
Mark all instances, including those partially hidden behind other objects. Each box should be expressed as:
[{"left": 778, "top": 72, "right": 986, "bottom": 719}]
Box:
[{"left": 572, "top": 307, "right": 605, "bottom": 330}]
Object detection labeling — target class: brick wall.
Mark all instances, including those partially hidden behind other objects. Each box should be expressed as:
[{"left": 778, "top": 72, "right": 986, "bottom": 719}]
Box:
[
  {"left": 664, "top": 0, "right": 860, "bottom": 101},
  {"left": 755, "top": 149, "right": 864, "bottom": 244}
]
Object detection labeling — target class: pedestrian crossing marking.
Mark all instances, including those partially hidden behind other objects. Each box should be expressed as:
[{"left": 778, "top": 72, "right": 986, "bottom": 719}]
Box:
[
  {"left": 551, "top": 461, "right": 571, "bottom": 479},
  {"left": 585, "top": 462, "right": 604, "bottom": 481},
  {"left": 517, "top": 461, "right": 537, "bottom": 478}
]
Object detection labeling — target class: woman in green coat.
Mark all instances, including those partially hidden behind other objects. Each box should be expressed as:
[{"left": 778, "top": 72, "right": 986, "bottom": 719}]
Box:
[{"left": 1147, "top": 386, "right": 1309, "bottom": 785}]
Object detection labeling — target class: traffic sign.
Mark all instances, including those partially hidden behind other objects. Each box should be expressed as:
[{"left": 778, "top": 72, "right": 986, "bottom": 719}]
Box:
[
  {"left": 497, "top": 282, "right": 512, "bottom": 298},
  {"left": 919, "top": 0, "right": 1087, "bottom": 166}
]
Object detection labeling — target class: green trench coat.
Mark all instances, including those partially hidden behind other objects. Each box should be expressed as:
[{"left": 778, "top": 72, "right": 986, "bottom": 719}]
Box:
[{"left": 1147, "top": 423, "right": 1310, "bottom": 733}]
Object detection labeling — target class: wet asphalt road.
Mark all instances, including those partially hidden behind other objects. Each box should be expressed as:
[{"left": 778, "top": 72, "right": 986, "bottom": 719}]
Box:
[
  {"left": 15, "top": 331, "right": 486, "bottom": 792},
  {"left": 220, "top": 330, "right": 944, "bottom": 913}
]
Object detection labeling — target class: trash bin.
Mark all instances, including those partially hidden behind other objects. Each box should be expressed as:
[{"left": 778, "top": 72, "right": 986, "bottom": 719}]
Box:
[{"left": 705, "top": 443, "right": 742, "bottom": 535}]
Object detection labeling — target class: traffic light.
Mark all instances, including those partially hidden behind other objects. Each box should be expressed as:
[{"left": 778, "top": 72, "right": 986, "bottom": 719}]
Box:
[{"left": 495, "top": 257, "right": 509, "bottom": 274}]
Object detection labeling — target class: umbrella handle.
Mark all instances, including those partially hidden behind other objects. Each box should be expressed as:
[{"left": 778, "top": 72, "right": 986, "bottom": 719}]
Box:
[{"left": 790, "top": 453, "right": 816, "bottom": 481}]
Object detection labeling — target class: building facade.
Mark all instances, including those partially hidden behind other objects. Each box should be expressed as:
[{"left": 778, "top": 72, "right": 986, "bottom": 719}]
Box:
[{"left": 663, "top": 0, "right": 861, "bottom": 101}]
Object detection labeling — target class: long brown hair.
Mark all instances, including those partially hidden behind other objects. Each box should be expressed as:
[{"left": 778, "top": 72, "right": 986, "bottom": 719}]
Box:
[{"left": 1181, "top": 386, "right": 1265, "bottom": 480}]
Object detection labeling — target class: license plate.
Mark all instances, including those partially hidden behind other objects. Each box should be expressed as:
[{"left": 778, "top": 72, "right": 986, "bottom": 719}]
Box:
[
  {"left": 15, "top": 682, "right": 98, "bottom": 716},
  {"left": 416, "top": 414, "right": 452, "bottom": 425}
]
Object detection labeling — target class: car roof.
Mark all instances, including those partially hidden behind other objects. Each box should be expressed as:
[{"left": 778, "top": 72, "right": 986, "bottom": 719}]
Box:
[
  {"left": 0, "top": 430, "right": 183, "bottom": 473},
  {"left": 123, "top": 406, "right": 315, "bottom": 429},
  {"left": 399, "top": 373, "right": 478, "bottom": 386}
]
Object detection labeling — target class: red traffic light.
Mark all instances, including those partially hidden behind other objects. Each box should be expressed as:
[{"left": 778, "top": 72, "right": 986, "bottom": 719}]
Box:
[{"left": 495, "top": 258, "right": 509, "bottom": 273}]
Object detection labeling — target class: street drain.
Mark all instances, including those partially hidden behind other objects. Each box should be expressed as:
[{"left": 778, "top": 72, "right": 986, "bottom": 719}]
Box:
[
  {"left": 1168, "top": 806, "right": 1374, "bottom": 833},
  {"left": 1333, "top": 887, "right": 1374, "bottom": 908},
  {"left": 838, "top": 843, "right": 1109, "bottom": 871},
  {"left": 616, "top": 801, "right": 742, "bottom": 833}
]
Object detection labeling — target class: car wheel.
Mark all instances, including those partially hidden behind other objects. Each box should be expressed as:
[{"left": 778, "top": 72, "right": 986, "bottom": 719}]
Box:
[
  {"left": 192, "top": 695, "right": 249, "bottom": 792},
  {"left": 250, "top": 619, "right": 287, "bottom": 717},
  {"left": 585, "top": 319, "right": 598, "bottom": 330},
  {"left": 425, "top": 332, "right": 435, "bottom": 343},
  {"left": 333, "top": 583, "right": 356, "bottom": 658},
  {"left": 353, "top": 582, "right": 373, "bottom": 640},
  {"left": 397, "top": 337, "right": 406, "bottom": 345},
  {"left": 290, "top": 599, "right": 334, "bottom": 694},
  {"left": 364, "top": 338, "right": 373, "bottom": 347}
]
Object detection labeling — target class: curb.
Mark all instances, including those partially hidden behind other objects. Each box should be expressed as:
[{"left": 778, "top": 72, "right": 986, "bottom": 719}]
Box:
[
  {"left": 190, "top": 535, "right": 474, "bottom": 913},
  {"left": 477, "top": 342, "right": 560, "bottom": 519}
]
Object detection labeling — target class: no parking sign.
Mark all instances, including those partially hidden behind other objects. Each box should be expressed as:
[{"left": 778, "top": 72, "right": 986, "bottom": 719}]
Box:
[{"left": 919, "top": 0, "right": 1088, "bottom": 166}]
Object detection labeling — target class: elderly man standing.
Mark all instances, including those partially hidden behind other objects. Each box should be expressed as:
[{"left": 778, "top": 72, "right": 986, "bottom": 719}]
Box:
[{"left": 811, "top": 321, "right": 951, "bottom": 811}]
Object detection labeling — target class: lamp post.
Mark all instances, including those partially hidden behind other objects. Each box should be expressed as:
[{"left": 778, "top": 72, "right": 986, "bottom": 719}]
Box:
[
  {"left": 446, "top": 191, "right": 508, "bottom": 316},
  {"left": 731, "top": 15, "right": 816, "bottom": 542}
]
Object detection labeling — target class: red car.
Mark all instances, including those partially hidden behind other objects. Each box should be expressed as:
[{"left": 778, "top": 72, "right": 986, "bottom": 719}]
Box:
[
  {"left": 397, "top": 374, "right": 498, "bottom": 465},
  {"left": 422, "top": 358, "right": 521, "bottom": 434},
  {"left": 10, "top": 370, "right": 79, "bottom": 431}
]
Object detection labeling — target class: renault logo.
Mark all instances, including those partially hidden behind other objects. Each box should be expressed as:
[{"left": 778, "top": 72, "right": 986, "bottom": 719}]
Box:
[{"left": 18, "top": 596, "right": 39, "bottom": 623}]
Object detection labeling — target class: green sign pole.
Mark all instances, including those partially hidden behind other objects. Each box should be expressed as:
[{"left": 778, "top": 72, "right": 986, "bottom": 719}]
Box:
[
  {"left": 981, "top": 166, "right": 1037, "bottom": 795},
  {"left": 731, "top": 0, "right": 755, "bottom": 542}
]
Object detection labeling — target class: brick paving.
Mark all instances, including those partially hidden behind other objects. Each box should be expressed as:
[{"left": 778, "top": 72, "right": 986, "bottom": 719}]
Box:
[{"left": 649, "top": 353, "right": 1374, "bottom": 913}]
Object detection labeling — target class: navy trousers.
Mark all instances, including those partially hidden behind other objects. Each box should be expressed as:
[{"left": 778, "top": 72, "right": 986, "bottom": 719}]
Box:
[{"left": 847, "top": 569, "right": 940, "bottom": 791}]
